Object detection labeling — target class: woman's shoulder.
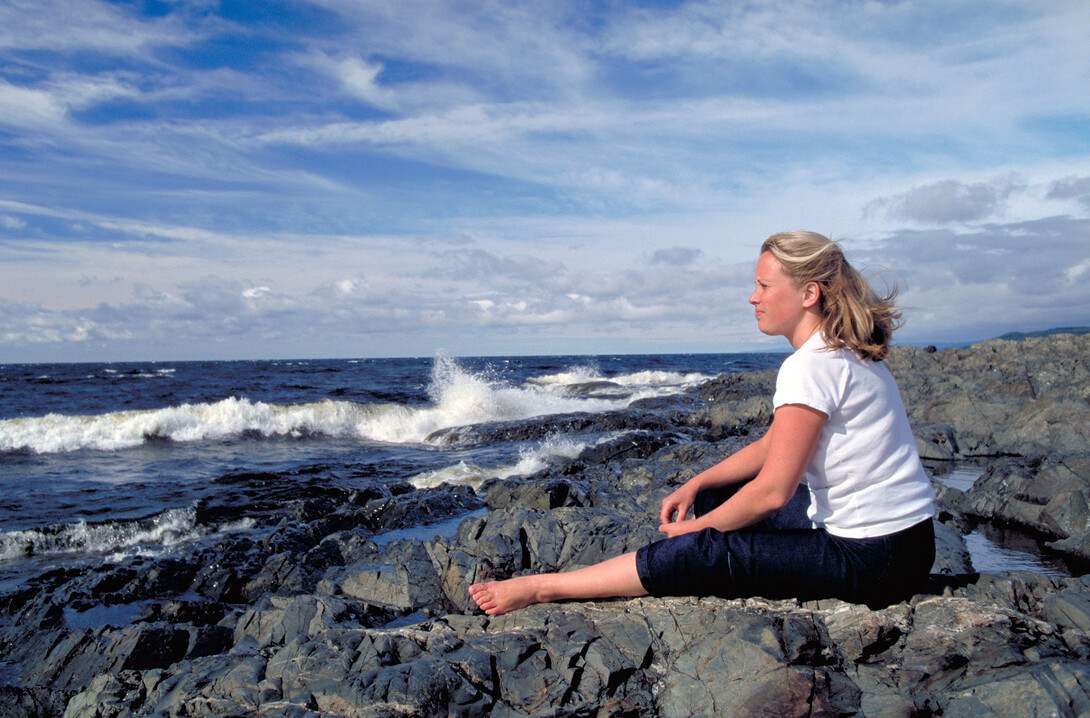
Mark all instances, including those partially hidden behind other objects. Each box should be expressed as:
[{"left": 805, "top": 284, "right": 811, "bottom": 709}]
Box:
[
  {"left": 778, "top": 337, "right": 846, "bottom": 385},
  {"left": 789, "top": 334, "right": 854, "bottom": 366}
]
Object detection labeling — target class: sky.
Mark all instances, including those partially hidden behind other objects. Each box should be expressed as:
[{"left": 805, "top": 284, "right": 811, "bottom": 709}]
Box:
[{"left": 1, "top": 0, "right": 1089, "bottom": 363}]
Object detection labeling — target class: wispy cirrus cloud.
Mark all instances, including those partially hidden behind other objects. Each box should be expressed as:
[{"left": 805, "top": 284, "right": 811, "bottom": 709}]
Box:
[{"left": 0, "top": 0, "right": 198, "bottom": 55}]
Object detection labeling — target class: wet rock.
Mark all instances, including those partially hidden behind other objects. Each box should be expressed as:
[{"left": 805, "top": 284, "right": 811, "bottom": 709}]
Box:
[
  {"left": 310, "top": 526, "right": 378, "bottom": 567},
  {"left": 482, "top": 476, "right": 590, "bottom": 510},
  {"left": 1043, "top": 585, "right": 1090, "bottom": 633},
  {"left": 453, "top": 506, "right": 660, "bottom": 578},
  {"left": 942, "top": 456, "right": 1090, "bottom": 561},
  {"left": 358, "top": 484, "right": 484, "bottom": 535},
  {"left": 338, "top": 540, "right": 446, "bottom": 614},
  {"left": 245, "top": 551, "right": 308, "bottom": 599},
  {"left": 696, "top": 368, "right": 778, "bottom": 404},
  {"left": 0, "top": 685, "right": 72, "bottom": 718},
  {"left": 933, "top": 518, "right": 974, "bottom": 575},
  {"left": 234, "top": 594, "right": 364, "bottom": 648},
  {"left": 574, "top": 429, "right": 689, "bottom": 466},
  {"left": 425, "top": 410, "right": 676, "bottom": 446},
  {"left": 56, "top": 588, "right": 1090, "bottom": 717}
]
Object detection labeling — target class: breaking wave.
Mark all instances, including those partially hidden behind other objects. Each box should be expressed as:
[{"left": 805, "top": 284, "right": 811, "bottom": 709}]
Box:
[
  {"left": 1, "top": 355, "right": 708, "bottom": 454},
  {"left": 409, "top": 434, "right": 589, "bottom": 489},
  {"left": 0, "top": 507, "right": 248, "bottom": 561}
]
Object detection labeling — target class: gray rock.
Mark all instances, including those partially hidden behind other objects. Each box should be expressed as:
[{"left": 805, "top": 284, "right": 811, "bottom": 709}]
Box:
[
  {"left": 933, "top": 517, "right": 975, "bottom": 575},
  {"left": 0, "top": 686, "right": 72, "bottom": 718},
  {"left": 58, "top": 587, "right": 1090, "bottom": 717},
  {"left": 887, "top": 334, "right": 1090, "bottom": 457},
  {"left": 233, "top": 594, "right": 362, "bottom": 648}
]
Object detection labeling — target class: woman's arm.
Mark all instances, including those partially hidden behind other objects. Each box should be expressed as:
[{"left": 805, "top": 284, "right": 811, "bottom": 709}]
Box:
[
  {"left": 658, "top": 403, "right": 826, "bottom": 537},
  {"left": 658, "top": 431, "right": 773, "bottom": 525}
]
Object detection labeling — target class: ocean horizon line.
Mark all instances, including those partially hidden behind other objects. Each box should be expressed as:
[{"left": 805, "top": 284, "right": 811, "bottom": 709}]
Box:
[{"left": 3, "top": 325, "right": 1087, "bottom": 366}]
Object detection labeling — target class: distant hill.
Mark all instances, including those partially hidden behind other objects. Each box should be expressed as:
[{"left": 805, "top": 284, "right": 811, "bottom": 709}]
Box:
[{"left": 997, "top": 326, "right": 1090, "bottom": 341}]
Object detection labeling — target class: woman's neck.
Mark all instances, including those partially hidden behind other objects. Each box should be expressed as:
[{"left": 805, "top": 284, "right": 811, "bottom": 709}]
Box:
[{"left": 787, "top": 313, "right": 823, "bottom": 350}]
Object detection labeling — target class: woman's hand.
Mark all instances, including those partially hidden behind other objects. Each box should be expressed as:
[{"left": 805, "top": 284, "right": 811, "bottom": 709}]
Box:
[
  {"left": 659, "top": 482, "right": 699, "bottom": 526},
  {"left": 657, "top": 516, "right": 704, "bottom": 538}
]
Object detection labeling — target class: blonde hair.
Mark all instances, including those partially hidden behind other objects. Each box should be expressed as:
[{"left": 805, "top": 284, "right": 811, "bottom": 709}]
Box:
[{"left": 760, "top": 231, "right": 902, "bottom": 361}]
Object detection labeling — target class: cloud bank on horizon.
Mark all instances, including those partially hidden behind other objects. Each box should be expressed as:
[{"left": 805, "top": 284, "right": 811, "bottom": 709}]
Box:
[{"left": 1, "top": 0, "right": 1088, "bottom": 362}]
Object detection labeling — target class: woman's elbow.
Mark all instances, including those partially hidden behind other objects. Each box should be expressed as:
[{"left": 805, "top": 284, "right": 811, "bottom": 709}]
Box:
[{"left": 761, "top": 485, "right": 798, "bottom": 514}]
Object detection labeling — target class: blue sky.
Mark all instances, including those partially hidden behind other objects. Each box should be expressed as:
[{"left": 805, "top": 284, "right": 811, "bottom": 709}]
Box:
[{"left": 1, "top": 0, "right": 1088, "bottom": 362}]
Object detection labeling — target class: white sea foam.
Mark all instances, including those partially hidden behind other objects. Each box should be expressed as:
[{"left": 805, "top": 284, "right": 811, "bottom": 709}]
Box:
[
  {"left": 0, "top": 355, "right": 700, "bottom": 454},
  {"left": 409, "top": 434, "right": 588, "bottom": 489},
  {"left": 0, "top": 507, "right": 202, "bottom": 561},
  {"left": 527, "top": 366, "right": 712, "bottom": 398},
  {"left": 525, "top": 364, "right": 604, "bottom": 387},
  {"left": 613, "top": 369, "right": 712, "bottom": 387},
  {"left": 0, "top": 397, "right": 388, "bottom": 453}
]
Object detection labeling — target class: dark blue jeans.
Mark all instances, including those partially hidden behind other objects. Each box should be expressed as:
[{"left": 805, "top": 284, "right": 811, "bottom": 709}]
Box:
[{"left": 635, "top": 483, "right": 934, "bottom": 608}]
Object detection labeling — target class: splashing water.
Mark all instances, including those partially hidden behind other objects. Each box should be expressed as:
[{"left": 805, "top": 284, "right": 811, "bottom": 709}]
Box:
[
  {"left": 0, "top": 354, "right": 650, "bottom": 454},
  {"left": 409, "top": 433, "right": 590, "bottom": 490},
  {"left": 0, "top": 507, "right": 205, "bottom": 561}
]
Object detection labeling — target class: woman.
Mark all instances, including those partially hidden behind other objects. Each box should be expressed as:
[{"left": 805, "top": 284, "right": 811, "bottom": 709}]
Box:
[{"left": 469, "top": 231, "right": 936, "bottom": 616}]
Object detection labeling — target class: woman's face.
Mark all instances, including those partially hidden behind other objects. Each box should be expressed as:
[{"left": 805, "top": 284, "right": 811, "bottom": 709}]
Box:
[{"left": 749, "top": 252, "right": 811, "bottom": 340}]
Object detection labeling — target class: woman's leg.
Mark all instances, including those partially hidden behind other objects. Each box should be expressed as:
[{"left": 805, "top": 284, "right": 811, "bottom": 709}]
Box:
[
  {"left": 637, "top": 523, "right": 851, "bottom": 601},
  {"left": 469, "top": 552, "right": 646, "bottom": 616},
  {"left": 469, "top": 485, "right": 816, "bottom": 616}
]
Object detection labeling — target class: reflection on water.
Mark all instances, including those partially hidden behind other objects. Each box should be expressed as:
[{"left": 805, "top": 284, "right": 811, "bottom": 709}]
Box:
[
  {"left": 931, "top": 465, "right": 1073, "bottom": 578},
  {"left": 963, "top": 524, "right": 1071, "bottom": 578},
  {"left": 371, "top": 508, "right": 488, "bottom": 547},
  {"left": 932, "top": 465, "right": 980, "bottom": 492}
]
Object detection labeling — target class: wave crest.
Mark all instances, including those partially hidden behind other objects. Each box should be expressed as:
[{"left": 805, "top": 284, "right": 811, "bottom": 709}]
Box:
[
  {"left": 409, "top": 434, "right": 588, "bottom": 489},
  {"left": 0, "top": 355, "right": 706, "bottom": 454},
  {"left": 0, "top": 507, "right": 203, "bottom": 561}
]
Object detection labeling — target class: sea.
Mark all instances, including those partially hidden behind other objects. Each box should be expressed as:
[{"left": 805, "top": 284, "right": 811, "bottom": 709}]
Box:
[{"left": 0, "top": 351, "right": 1072, "bottom": 595}]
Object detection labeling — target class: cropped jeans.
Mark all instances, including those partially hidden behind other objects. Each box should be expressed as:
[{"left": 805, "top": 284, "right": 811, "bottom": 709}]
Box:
[{"left": 635, "top": 483, "right": 935, "bottom": 608}]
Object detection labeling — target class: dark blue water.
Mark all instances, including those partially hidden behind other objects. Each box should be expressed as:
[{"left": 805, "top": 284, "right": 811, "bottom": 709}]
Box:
[{"left": 0, "top": 352, "right": 785, "bottom": 584}]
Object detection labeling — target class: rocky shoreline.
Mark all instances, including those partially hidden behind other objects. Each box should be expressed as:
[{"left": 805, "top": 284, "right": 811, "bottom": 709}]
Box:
[{"left": 3, "top": 334, "right": 1090, "bottom": 717}]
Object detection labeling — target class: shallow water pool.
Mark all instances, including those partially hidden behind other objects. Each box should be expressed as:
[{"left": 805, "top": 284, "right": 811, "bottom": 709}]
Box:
[{"left": 932, "top": 466, "right": 1075, "bottom": 578}]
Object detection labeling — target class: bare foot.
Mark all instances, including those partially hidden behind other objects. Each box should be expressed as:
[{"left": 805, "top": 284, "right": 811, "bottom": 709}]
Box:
[{"left": 468, "top": 576, "right": 545, "bottom": 616}]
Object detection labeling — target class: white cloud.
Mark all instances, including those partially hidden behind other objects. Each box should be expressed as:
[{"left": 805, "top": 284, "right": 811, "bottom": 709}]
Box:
[
  {"left": 1065, "top": 259, "right": 1090, "bottom": 282},
  {"left": 0, "top": 214, "right": 26, "bottom": 230},
  {"left": 0, "top": 0, "right": 197, "bottom": 55},
  {"left": 0, "top": 78, "right": 67, "bottom": 129},
  {"left": 1, "top": 209, "right": 1087, "bottom": 360},
  {"left": 306, "top": 0, "right": 591, "bottom": 98},
  {"left": 854, "top": 216, "right": 1090, "bottom": 343},
  {"left": 44, "top": 73, "right": 141, "bottom": 111},
  {"left": 427, "top": 248, "right": 566, "bottom": 283},
  {"left": 297, "top": 52, "right": 397, "bottom": 111}
]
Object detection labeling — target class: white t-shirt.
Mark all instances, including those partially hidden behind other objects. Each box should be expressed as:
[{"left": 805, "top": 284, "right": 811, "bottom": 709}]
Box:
[{"left": 772, "top": 333, "right": 935, "bottom": 538}]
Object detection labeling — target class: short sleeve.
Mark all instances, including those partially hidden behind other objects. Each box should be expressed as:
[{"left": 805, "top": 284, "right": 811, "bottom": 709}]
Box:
[{"left": 773, "top": 344, "right": 840, "bottom": 417}]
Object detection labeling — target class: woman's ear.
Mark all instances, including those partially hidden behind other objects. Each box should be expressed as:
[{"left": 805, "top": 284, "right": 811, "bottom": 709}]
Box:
[{"left": 802, "top": 282, "right": 821, "bottom": 308}]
